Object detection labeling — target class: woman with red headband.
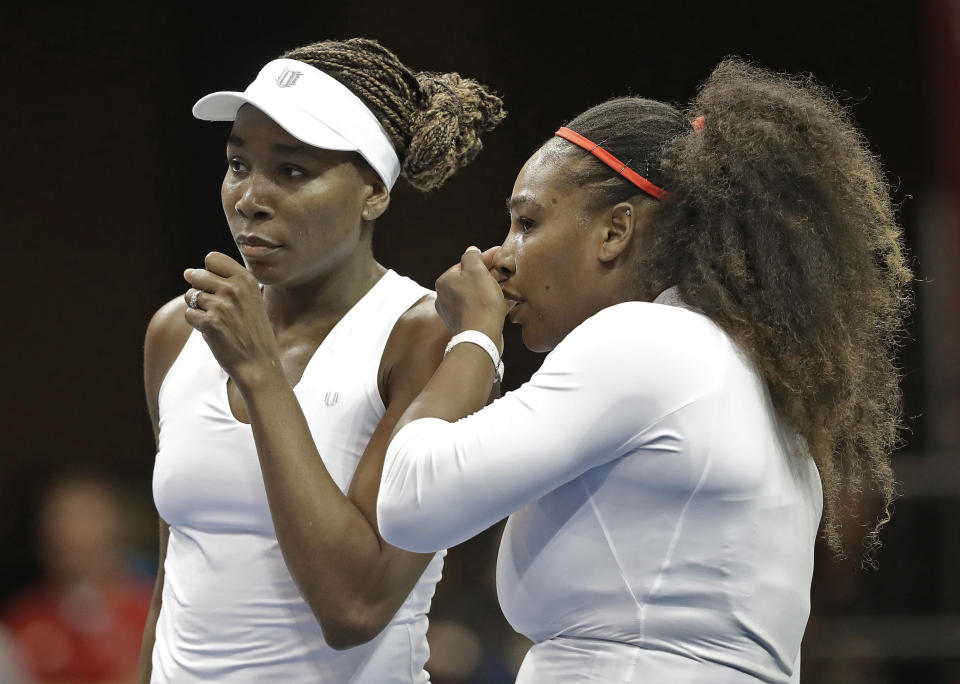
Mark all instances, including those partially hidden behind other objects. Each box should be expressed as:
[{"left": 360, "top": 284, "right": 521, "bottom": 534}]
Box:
[
  {"left": 139, "top": 38, "right": 504, "bottom": 682},
  {"left": 377, "top": 58, "right": 911, "bottom": 682}
]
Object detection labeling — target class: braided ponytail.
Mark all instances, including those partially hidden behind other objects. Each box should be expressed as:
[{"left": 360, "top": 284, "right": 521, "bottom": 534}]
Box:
[{"left": 282, "top": 38, "right": 505, "bottom": 192}]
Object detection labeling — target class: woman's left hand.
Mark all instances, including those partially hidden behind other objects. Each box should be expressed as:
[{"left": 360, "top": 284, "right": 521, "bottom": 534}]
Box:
[
  {"left": 183, "top": 251, "right": 282, "bottom": 388},
  {"left": 435, "top": 246, "right": 507, "bottom": 349}
]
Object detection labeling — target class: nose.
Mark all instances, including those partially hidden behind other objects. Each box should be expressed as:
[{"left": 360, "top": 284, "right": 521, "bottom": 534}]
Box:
[
  {"left": 233, "top": 174, "right": 275, "bottom": 221},
  {"left": 492, "top": 233, "right": 517, "bottom": 281}
]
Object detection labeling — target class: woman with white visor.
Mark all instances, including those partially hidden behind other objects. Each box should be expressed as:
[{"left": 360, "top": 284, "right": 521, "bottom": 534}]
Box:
[{"left": 139, "top": 38, "right": 504, "bottom": 682}]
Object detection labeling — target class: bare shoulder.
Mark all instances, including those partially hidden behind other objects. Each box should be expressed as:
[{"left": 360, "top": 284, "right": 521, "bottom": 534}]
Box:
[
  {"left": 144, "top": 296, "right": 193, "bottom": 420},
  {"left": 379, "top": 293, "right": 451, "bottom": 401},
  {"left": 145, "top": 296, "right": 193, "bottom": 369},
  {"left": 391, "top": 293, "right": 450, "bottom": 351}
]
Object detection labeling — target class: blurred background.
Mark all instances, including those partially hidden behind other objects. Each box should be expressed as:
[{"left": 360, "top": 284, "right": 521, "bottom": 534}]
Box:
[{"left": 2, "top": 0, "right": 958, "bottom": 682}]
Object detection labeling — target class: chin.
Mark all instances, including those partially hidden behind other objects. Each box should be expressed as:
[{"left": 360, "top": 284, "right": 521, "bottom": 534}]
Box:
[
  {"left": 241, "top": 260, "right": 283, "bottom": 285},
  {"left": 520, "top": 327, "right": 556, "bottom": 354}
]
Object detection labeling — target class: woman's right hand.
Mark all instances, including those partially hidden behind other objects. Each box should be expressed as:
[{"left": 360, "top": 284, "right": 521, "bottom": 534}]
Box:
[
  {"left": 183, "top": 252, "right": 283, "bottom": 392},
  {"left": 434, "top": 246, "right": 507, "bottom": 349}
]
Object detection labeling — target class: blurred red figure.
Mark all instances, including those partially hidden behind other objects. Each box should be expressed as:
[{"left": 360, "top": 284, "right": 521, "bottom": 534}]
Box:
[{"left": 2, "top": 475, "right": 152, "bottom": 684}]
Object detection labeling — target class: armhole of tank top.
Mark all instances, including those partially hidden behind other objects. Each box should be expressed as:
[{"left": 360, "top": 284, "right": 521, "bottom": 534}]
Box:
[
  {"left": 368, "top": 280, "right": 433, "bottom": 416},
  {"left": 156, "top": 328, "right": 199, "bottom": 410}
]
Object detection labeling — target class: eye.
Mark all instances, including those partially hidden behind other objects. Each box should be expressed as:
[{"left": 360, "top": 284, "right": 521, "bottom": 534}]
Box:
[
  {"left": 281, "top": 165, "right": 306, "bottom": 178},
  {"left": 517, "top": 217, "right": 535, "bottom": 233},
  {"left": 227, "top": 157, "right": 248, "bottom": 174}
]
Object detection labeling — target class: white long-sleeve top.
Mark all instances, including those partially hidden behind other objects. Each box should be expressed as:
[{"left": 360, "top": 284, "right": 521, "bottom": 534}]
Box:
[{"left": 378, "top": 290, "right": 823, "bottom": 683}]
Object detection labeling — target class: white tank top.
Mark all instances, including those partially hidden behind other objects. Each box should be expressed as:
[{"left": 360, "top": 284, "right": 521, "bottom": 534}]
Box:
[{"left": 152, "top": 270, "right": 444, "bottom": 683}]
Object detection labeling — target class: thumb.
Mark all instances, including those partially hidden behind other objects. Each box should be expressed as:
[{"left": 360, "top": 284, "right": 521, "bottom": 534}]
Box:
[
  {"left": 460, "top": 246, "right": 487, "bottom": 273},
  {"left": 479, "top": 245, "right": 500, "bottom": 270}
]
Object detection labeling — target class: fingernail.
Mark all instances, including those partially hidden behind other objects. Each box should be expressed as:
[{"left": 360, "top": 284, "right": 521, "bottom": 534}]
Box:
[{"left": 466, "top": 246, "right": 480, "bottom": 253}]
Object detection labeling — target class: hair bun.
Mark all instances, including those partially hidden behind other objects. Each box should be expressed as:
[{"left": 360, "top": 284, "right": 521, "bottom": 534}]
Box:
[{"left": 402, "top": 72, "right": 506, "bottom": 192}]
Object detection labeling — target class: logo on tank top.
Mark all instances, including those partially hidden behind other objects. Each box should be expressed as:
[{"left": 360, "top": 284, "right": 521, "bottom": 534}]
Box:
[
  {"left": 324, "top": 392, "right": 339, "bottom": 407},
  {"left": 275, "top": 68, "right": 302, "bottom": 88}
]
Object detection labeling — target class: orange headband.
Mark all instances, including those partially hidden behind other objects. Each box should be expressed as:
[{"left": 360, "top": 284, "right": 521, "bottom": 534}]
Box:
[{"left": 555, "top": 126, "right": 667, "bottom": 200}]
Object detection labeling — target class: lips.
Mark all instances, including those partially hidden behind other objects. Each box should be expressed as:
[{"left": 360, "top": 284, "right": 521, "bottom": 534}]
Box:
[
  {"left": 237, "top": 234, "right": 280, "bottom": 248},
  {"left": 501, "top": 287, "right": 525, "bottom": 321},
  {"left": 237, "top": 234, "right": 281, "bottom": 258}
]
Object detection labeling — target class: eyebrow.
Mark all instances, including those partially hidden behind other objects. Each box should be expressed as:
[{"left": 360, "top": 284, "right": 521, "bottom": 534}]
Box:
[
  {"left": 226, "top": 135, "right": 318, "bottom": 158},
  {"left": 506, "top": 193, "right": 545, "bottom": 213}
]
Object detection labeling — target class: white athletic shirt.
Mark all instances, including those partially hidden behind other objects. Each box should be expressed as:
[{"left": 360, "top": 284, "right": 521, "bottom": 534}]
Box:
[
  {"left": 379, "top": 289, "right": 823, "bottom": 683},
  {"left": 152, "top": 270, "right": 444, "bottom": 683}
]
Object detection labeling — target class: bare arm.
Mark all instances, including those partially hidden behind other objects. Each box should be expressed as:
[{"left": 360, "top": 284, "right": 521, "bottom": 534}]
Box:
[
  {"left": 391, "top": 247, "right": 507, "bottom": 437},
  {"left": 245, "top": 301, "right": 449, "bottom": 648},
  {"left": 183, "top": 254, "right": 452, "bottom": 648},
  {"left": 138, "top": 519, "right": 168, "bottom": 683},
  {"left": 138, "top": 297, "right": 192, "bottom": 683}
]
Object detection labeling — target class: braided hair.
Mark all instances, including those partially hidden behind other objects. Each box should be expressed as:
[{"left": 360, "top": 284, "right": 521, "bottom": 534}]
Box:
[
  {"left": 281, "top": 38, "right": 505, "bottom": 192},
  {"left": 554, "top": 59, "right": 912, "bottom": 561}
]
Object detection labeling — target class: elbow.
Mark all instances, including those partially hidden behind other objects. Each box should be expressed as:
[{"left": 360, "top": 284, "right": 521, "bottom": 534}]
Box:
[
  {"left": 320, "top": 621, "right": 377, "bottom": 651},
  {"left": 378, "top": 499, "right": 436, "bottom": 554},
  {"left": 309, "top": 587, "right": 393, "bottom": 650},
  {"left": 378, "top": 468, "right": 438, "bottom": 553},
  {"left": 318, "top": 606, "right": 389, "bottom": 650},
  {"left": 379, "top": 427, "right": 450, "bottom": 553},
  {"left": 377, "top": 480, "right": 416, "bottom": 551},
  {"left": 376, "top": 497, "right": 404, "bottom": 549}
]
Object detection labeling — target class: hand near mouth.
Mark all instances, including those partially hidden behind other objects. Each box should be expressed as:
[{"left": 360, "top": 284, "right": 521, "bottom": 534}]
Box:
[
  {"left": 434, "top": 246, "right": 507, "bottom": 350},
  {"left": 183, "top": 251, "right": 282, "bottom": 390}
]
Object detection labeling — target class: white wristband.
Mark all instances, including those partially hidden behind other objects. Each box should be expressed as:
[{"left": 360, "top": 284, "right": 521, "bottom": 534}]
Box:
[{"left": 444, "top": 330, "right": 504, "bottom": 384}]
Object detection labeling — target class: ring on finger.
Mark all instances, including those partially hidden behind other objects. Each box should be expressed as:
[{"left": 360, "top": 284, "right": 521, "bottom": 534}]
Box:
[{"left": 189, "top": 289, "right": 202, "bottom": 310}]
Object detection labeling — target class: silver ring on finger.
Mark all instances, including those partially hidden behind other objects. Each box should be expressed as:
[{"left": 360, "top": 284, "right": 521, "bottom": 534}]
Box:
[{"left": 189, "top": 289, "right": 202, "bottom": 310}]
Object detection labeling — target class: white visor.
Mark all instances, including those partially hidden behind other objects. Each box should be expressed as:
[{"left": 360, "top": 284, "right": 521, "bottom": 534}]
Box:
[{"left": 192, "top": 58, "right": 401, "bottom": 189}]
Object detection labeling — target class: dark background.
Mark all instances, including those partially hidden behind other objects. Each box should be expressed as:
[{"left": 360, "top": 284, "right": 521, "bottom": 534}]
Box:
[{"left": 3, "top": 1, "right": 958, "bottom": 681}]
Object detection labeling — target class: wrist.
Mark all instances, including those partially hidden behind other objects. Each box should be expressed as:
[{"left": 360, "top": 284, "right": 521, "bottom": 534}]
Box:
[
  {"left": 445, "top": 330, "right": 504, "bottom": 384},
  {"left": 231, "top": 358, "right": 288, "bottom": 395},
  {"left": 458, "top": 318, "right": 504, "bottom": 354}
]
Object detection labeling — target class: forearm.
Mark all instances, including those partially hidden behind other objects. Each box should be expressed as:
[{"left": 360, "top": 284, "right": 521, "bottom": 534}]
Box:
[
  {"left": 138, "top": 597, "right": 160, "bottom": 683},
  {"left": 392, "top": 340, "right": 500, "bottom": 436},
  {"left": 381, "top": 394, "right": 565, "bottom": 553},
  {"left": 138, "top": 519, "right": 167, "bottom": 684},
  {"left": 381, "top": 389, "right": 568, "bottom": 553},
  {"left": 380, "top": 316, "right": 656, "bottom": 552},
  {"left": 238, "top": 371, "right": 389, "bottom": 624}
]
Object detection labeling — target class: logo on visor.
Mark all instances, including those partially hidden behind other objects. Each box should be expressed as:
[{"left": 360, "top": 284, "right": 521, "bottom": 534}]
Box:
[{"left": 275, "top": 68, "right": 302, "bottom": 88}]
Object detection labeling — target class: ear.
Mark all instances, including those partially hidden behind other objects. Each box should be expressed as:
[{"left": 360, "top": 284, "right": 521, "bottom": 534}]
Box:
[
  {"left": 361, "top": 177, "right": 391, "bottom": 223},
  {"left": 597, "top": 202, "right": 638, "bottom": 263}
]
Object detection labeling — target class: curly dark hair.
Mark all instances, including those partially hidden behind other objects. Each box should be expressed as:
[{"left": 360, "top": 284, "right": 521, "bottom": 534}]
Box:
[
  {"left": 557, "top": 58, "right": 912, "bottom": 559},
  {"left": 281, "top": 38, "right": 506, "bottom": 192}
]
